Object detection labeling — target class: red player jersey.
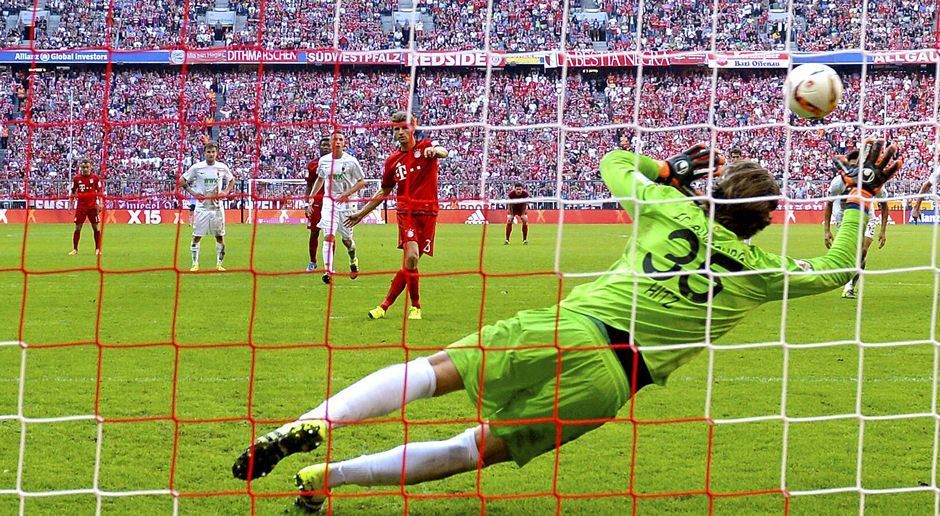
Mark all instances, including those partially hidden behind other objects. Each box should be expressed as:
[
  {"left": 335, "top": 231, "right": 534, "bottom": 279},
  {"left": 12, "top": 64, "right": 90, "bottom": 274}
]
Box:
[
  {"left": 382, "top": 138, "right": 440, "bottom": 216},
  {"left": 507, "top": 188, "right": 529, "bottom": 213},
  {"left": 306, "top": 159, "right": 323, "bottom": 200},
  {"left": 71, "top": 174, "right": 101, "bottom": 209}
]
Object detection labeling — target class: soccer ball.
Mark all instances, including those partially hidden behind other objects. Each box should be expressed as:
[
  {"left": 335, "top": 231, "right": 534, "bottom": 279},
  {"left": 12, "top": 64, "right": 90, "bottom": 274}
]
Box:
[{"left": 783, "top": 64, "right": 843, "bottom": 120}]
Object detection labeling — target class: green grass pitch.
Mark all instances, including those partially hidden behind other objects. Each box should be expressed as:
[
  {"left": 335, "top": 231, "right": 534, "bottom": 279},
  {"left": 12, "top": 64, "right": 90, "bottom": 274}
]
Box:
[{"left": 0, "top": 221, "right": 937, "bottom": 514}]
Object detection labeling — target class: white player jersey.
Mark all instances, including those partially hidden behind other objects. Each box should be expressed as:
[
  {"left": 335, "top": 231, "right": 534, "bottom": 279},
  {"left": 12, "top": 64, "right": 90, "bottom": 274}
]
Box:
[
  {"left": 317, "top": 152, "right": 364, "bottom": 203},
  {"left": 182, "top": 160, "right": 234, "bottom": 210},
  {"left": 828, "top": 174, "right": 886, "bottom": 217}
]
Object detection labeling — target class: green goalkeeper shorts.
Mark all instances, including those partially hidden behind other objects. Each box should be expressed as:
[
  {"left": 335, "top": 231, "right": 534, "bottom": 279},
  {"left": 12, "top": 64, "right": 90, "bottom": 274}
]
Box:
[{"left": 445, "top": 306, "right": 631, "bottom": 467}]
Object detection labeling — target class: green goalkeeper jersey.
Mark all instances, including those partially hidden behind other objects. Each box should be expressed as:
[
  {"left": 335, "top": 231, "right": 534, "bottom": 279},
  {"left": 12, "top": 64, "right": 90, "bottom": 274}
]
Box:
[{"left": 561, "top": 150, "right": 868, "bottom": 386}]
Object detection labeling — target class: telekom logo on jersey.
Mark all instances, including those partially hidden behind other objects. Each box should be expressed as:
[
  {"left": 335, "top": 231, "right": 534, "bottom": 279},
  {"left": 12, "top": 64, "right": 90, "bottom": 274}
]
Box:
[{"left": 394, "top": 163, "right": 408, "bottom": 181}]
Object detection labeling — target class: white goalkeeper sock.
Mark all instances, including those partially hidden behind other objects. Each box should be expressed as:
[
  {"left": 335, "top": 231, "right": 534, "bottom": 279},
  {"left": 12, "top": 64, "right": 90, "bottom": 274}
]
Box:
[
  {"left": 190, "top": 242, "right": 200, "bottom": 265},
  {"left": 322, "top": 238, "right": 335, "bottom": 273},
  {"left": 216, "top": 242, "right": 225, "bottom": 265},
  {"left": 291, "top": 357, "right": 436, "bottom": 429},
  {"left": 327, "top": 428, "right": 479, "bottom": 488}
]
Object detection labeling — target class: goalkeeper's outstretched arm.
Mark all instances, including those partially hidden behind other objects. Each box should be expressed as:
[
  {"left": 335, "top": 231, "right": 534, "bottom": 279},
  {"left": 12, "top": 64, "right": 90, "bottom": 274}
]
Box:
[{"left": 761, "top": 205, "right": 868, "bottom": 300}]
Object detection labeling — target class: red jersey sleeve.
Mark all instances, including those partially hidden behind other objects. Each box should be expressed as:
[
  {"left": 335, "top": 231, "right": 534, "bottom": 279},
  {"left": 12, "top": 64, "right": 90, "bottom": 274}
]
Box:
[
  {"left": 381, "top": 155, "right": 397, "bottom": 190},
  {"left": 306, "top": 160, "right": 317, "bottom": 183}
]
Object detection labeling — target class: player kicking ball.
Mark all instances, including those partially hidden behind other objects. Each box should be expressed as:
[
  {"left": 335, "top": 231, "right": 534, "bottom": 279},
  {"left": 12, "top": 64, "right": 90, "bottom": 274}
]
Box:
[
  {"left": 232, "top": 139, "right": 901, "bottom": 512},
  {"left": 179, "top": 143, "right": 234, "bottom": 272},
  {"left": 68, "top": 159, "right": 102, "bottom": 256},
  {"left": 308, "top": 132, "right": 366, "bottom": 284},
  {"left": 345, "top": 111, "right": 448, "bottom": 320},
  {"left": 504, "top": 182, "right": 529, "bottom": 245},
  {"left": 824, "top": 151, "right": 889, "bottom": 299}
]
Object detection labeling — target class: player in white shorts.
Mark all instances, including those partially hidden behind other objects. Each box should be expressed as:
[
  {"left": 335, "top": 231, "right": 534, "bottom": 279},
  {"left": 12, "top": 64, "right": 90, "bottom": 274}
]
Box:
[
  {"left": 910, "top": 166, "right": 940, "bottom": 222},
  {"left": 180, "top": 143, "right": 235, "bottom": 272},
  {"left": 308, "top": 132, "right": 366, "bottom": 284},
  {"left": 824, "top": 172, "right": 888, "bottom": 299}
]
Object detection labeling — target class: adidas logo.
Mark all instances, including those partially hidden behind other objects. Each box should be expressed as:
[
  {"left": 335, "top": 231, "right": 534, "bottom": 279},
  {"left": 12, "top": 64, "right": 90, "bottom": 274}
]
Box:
[{"left": 465, "top": 209, "right": 488, "bottom": 225}]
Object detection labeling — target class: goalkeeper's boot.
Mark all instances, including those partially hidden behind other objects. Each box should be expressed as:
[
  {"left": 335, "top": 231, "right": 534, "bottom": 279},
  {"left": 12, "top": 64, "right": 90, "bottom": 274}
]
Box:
[
  {"left": 349, "top": 257, "right": 359, "bottom": 280},
  {"left": 523, "top": 240, "right": 528, "bottom": 245},
  {"left": 504, "top": 239, "right": 509, "bottom": 245},
  {"left": 95, "top": 249, "right": 101, "bottom": 256},
  {"left": 232, "top": 420, "right": 327, "bottom": 481},
  {"left": 306, "top": 261, "right": 317, "bottom": 272},
  {"left": 68, "top": 249, "right": 78, "bottom": 256},
  {"left": 368, "top": 306, "right": 386, "bottom": 320},
  {"left": 294, "top": 463, "right": 329, "bottom": 513},
  {"left": 842, "top": 286, "right": 856, "bottom": 300},
  {"left": 216, "top": 264, "right": 226, "bottom": 272},
  {"left": 408, "top": 306, "right": 422, "bottom": 320},
  {"left": 189, "top": 264, "right": 199, "bottom": 272}
]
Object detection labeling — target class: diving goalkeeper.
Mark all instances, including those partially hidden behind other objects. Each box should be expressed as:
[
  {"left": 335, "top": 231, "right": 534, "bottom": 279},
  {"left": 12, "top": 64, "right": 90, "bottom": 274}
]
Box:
[{"left": 233, "top": 139, "right": 901, "bottom": 513}]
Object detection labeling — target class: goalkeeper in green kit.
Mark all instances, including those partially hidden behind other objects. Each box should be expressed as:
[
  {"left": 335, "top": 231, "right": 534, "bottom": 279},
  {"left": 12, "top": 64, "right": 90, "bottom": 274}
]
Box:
[{"left": 233, "top": 138, "right": 902, "bottom": 512}]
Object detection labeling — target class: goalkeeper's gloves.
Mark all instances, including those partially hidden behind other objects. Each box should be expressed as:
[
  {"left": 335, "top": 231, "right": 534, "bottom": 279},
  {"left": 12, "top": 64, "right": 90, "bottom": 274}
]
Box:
[
  {"left": 656, "top": 143, "right": 725, "bottom": 197},
  {"left": 833, "top": 137, "right": 902, "bottom": 205}
]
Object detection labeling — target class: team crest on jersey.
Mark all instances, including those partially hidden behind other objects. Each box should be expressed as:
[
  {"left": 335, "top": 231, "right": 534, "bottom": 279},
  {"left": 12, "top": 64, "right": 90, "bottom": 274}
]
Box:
[
  {"left": 407, "top": 229, "right": 415, "bottom": 238},
  {"left": 414, "top": 150, "right": 420, "bottom": 158}
]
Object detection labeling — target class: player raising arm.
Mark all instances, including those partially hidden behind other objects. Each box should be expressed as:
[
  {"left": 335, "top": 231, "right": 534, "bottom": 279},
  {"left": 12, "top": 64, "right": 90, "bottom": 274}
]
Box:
[
  {"left": 504, "top": 182, "right": 529, "bottom": 245},
  {"left": 68, "top": 159, "right": 102, "bottom": 256},
  {"left": 179, "top": 143, "right": 235, "bottom": 272},
  {"left": 345, "top": 111, "right": 447, "bottom": 321},
  {"left": 308, "top": 132, "right": 366, "bottom": 284},
  {"left": 823, "top": 153, "right": 889, "bottom": 299},
  {"left": 304, "top": 136, "right": 332, "bottom": 272},
  {"left": 910, "top": 166, "right": 939, "bottom": 222},
  {"left": 232, "top": 139, "right": 900, "bottom": 513}
]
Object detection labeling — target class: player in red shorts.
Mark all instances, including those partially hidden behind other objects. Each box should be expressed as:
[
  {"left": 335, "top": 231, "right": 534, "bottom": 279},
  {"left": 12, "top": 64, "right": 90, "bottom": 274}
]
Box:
[
  {"left": 305, "top": 136, "right": 332, "bottom": 272},
  {"left": 68, "top": 159, "right": 102, "bottom": 256},
  {"left": 346, "top": 111, "right": 448, "bottom": 320},
  {"left": 505, "top": 182, "right": 529, "bottom": 245}
]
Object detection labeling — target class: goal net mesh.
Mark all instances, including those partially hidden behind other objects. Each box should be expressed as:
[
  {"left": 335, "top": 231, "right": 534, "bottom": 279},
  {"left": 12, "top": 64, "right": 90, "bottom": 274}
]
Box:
[{"left": 1, "top": 0, "right": 939, "bottom": 513}]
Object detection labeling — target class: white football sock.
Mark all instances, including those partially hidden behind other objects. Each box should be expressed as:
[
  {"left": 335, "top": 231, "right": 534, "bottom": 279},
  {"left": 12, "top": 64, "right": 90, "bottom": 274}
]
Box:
[
  {"left": 322, "top": 238, "right": 335, "bottom": 273},
  {"left": 292, "top": 357, "right": 436, "bottom": 429},
  {"left": 346, "top": 240, "right": 357, "bottom": 262},
  {"left": 216, "top": 242, "right": 225, "bottom": 265},
  {"left": 190, "top": 242, "right": 200, "bottom": 265},
  {"left": 327, "top": 428, "right": 479, "bottom": 488}
]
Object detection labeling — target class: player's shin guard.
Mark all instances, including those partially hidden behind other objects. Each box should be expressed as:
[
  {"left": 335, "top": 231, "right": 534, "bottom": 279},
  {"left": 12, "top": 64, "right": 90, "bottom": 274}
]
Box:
[
  {"left": 406, "top": 267, "right": 420, "bottom": 308},
  {"left": 327, "top": 428, "right": 479, "bottom": 487},
  {"left": 191, "top": 242, "right": 200, "bottom": 266},
  {"left": 522, "top": 223, "right": 528, "bottom": 241},
  {"left": 347, "top": 241, "right": 357, "bottom": 262},
  {"left": 382, "top": 269, "right": 408, "bottom": 310},
  {"left": 322, "top": 239, "right": 335, "bottom": 274},
  {"left": 296, "top": 356, "right": 437, "bottom": 428},
  {"left": 216, "top": 243, "right": 225, "bottom": 265}
]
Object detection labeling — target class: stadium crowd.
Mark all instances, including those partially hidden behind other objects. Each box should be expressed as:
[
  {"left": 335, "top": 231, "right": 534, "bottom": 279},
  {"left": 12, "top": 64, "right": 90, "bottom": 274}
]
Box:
[
  {"left": 0, "top": 65, "right": 934, "bottom": 204},
  {"left": 0, "top": 0, "right": 935, "bottom": 52}
]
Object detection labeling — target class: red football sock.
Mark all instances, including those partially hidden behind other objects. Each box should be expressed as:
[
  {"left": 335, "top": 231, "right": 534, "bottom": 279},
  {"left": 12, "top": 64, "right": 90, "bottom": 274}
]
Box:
[
  {"left": 522, "top": 223, "right": 528, "bottom": 240},
  {"left": 92, "top": 228, "right": 101, "bottom": 250},
  {"left": 72, "top": 228, "right": 80, "bottom": 249},
  {"left": 308, "top": 229, "right": 319, "bottom": 262},
  {"left": 382, "top": 269, "right": 408, "bottom": 310},
  {"left": 505, "top": 222, "right": 512, "bottom": 240},
  {"left": 406, "top": 267, "right": 420, "bottom": 308}
]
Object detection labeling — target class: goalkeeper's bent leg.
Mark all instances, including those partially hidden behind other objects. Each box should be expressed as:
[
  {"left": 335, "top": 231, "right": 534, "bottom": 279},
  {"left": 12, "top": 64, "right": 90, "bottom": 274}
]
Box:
[{"left": 325, "top": 427, "right": 483, "bottom": 487}]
